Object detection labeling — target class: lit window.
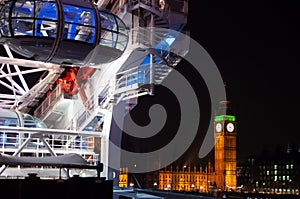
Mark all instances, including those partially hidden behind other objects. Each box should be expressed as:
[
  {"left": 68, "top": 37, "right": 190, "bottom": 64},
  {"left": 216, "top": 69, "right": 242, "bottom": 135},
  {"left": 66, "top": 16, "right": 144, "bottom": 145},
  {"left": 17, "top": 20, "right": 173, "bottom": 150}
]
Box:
[
  {"left": 274, "top": 170, "right": 277, "bottom": 175},
  {"left": 286, "top": 164, "right": 289, "bottom": 169},
  {"left": 287, "top": 176, "right": 289, "bottom": 180},
  {"left": 291, "top": 164, "right": 293, "bottom": 169},
  {"left": 267, "top": 170, "right": 269, "bottom": 175},
  {"left": 274, "top": 165, "right": 277, "bottom": 169},
  {"left": 283, "top": 176, "right": 285, "bottom": 181}
]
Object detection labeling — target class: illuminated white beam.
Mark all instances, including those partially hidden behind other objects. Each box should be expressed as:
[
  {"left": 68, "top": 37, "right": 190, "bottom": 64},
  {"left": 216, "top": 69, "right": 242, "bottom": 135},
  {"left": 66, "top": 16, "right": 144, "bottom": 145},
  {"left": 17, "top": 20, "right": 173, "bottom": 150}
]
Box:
[
  {"left": 4, "top": 44, "right": 29, "bottom": 92},
  {"left": 0, "top": 56, "right": 61, "bottom": 69},
  {"left": 0, "top": 99, "right": 15, "bottom": 103},
  {"left": 0, "top": 126, "right": 103, "bottom": 137},
  {"left": 0, "top": 105, "right": 13, "bottom": 109},
  {"left": 0, "top": 93, "right": 22, "bottom": 99},
  {"left": 0, "top": 68, "right": 46, "bottom": 78},
  {"left": 0, "top": 79, "right": 23, "bottom": 95},
  {"left": 0, "top": 102, "right": 14, "bottom": 106},
  {"left": 0, "top": 68, "right": 26, "bottom": 94}
]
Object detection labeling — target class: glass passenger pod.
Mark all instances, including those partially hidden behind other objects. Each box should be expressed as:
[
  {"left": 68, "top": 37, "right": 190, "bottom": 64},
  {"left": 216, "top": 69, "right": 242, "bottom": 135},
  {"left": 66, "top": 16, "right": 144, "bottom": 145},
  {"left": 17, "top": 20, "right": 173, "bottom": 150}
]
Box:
[
  {"left": 53, "top": 0, "right": 98, "bottom": 65},
  {"left": 99, "top": 10, "right": 127, "bottom": 51},
  {"left": 82, "top": 9, "right": 128, "bottom": 66},
  {"left": 0, "top": 110, "right": 19, "bottom": 147},
  {"left": 0, "top": 0, "right": 128, "bottom": 65},
  {"left": 0, "top": 109, "right": 47, "bottom": 147},
  {"left": 0, "top": 0, "right": 59, "bottom": 61}
]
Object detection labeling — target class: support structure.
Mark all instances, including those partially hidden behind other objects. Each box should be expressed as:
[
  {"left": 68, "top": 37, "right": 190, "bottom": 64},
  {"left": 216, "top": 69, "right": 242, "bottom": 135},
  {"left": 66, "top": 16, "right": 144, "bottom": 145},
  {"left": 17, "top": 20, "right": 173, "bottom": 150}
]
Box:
[{"left": 0, "top": 0, "right": 189, "bottom": 181}]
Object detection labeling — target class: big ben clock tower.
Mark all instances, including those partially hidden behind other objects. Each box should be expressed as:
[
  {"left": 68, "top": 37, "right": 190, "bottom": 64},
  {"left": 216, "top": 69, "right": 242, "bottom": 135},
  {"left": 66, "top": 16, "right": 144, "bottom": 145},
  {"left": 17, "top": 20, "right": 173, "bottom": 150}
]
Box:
[{"left": 214, "top": 100, "right": 237, "bottom": 191}]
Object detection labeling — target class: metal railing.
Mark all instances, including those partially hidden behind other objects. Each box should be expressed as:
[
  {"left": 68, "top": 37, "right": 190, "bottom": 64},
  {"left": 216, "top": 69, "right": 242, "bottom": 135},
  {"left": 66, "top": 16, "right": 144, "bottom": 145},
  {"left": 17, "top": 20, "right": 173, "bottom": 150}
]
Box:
[
  {"left": 115, "top": 65, "right": 150, "bottom": 90},
  {"left": 130, "top": 0, "right": 164, "bottom": 13},
  {"left": 0, "top": 132, "right": 96, "bottom": 159},
  {"left": 34, "top": 82, "right": 63, "bottom": 119},
  {"left": 76, "top": 95, "right": 96, "bottom": 129}
]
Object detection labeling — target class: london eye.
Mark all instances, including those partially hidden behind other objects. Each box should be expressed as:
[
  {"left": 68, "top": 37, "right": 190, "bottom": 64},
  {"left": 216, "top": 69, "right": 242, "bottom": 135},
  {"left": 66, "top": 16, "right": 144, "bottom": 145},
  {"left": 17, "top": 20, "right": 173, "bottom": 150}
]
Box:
[{"left": 0, "top": 0, "right": 189, "bottom": 185}]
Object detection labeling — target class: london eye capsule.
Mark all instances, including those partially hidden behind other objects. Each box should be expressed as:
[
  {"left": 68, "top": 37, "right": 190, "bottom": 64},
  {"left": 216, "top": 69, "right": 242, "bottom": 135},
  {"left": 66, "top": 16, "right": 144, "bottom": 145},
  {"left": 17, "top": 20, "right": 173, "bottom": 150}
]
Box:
[{"left": 0, "top": 0, "right": 129, "bottom": 66}]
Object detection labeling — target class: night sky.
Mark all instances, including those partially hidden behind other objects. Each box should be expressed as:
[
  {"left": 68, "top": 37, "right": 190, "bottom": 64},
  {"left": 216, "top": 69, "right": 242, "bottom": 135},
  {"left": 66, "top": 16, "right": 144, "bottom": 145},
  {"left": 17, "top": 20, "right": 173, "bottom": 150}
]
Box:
[
  {"left": 186, "top": 0, "right": 300, "bottom": 160},
  {"left": 124, "top": 0, "right": 300, "bottom": 165}
]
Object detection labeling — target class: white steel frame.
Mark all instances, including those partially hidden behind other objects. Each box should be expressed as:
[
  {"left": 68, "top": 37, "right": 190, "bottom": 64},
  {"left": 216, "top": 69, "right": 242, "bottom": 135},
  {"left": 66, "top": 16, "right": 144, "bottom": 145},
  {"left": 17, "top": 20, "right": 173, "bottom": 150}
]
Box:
[{"left": 0, "top": 44, "right": 62, "bottom": 110}]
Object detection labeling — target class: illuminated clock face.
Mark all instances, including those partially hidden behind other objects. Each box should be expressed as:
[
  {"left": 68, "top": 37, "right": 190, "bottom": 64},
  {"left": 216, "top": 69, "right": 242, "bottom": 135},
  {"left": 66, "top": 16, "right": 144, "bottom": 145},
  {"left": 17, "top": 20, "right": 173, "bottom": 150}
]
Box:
[
  {"left": 226, "top": 123, "right": 235, "bottom": 132},
  {"left": 215, "top": 123, "right": 222, "bottom": 132}
]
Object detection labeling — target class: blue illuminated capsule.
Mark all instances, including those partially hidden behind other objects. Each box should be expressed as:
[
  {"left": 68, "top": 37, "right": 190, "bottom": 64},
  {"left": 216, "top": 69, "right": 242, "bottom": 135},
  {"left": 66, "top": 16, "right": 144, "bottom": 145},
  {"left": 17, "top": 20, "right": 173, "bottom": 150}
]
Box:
[{"left": 0, "top": 0, "right": 129, "bottom": 66}]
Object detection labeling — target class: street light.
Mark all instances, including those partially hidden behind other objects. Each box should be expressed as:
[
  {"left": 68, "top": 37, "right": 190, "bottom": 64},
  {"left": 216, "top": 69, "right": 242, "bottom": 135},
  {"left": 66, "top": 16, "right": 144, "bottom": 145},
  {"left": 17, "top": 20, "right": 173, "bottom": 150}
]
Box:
[
  {"left": 167, "top": 184, "right": 171, "bottom": 191},
  {"left": 200, "top": 186, "right": 204, "bottom": 192},
  {"left": 153, "top": 182, "right": 158, "bottom": 190},
  {"left": 191, "top": 184, "right": 195, "bottom": 191},
  {"left": 129, "top": 182, "right": 134, "bottom": 189}
]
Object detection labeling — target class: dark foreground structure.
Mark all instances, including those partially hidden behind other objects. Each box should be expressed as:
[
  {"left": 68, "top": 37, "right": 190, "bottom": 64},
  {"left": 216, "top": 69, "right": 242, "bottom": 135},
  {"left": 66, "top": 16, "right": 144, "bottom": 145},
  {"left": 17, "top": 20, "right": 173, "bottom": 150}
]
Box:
[
  {"left": 0, "top": 176, "right": 113, "bottom": 199},
  {"left": 0, "top": 153, "right": 113, "bottom": 199}
]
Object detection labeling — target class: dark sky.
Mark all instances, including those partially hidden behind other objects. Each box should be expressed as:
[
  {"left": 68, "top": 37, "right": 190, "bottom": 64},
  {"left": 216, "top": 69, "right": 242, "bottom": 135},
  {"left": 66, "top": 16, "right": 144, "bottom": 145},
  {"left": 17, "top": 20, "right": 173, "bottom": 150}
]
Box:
[
  {"left": 187, "top": 0, "right": 300, "bottom": 159},
  {"left": 122, "top": 0, "right": 300, "bottom": 166}
]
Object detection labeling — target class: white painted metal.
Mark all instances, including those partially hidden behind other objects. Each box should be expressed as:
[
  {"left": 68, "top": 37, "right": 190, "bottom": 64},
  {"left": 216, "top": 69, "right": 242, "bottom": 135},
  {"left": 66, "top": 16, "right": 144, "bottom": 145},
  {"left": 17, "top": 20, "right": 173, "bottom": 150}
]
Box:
[
  {"left": 0, "top": 0, "right": 188, "bottom": 180},
  {"left": 0, "top": 45, "right": 62, "bottom": 111}
]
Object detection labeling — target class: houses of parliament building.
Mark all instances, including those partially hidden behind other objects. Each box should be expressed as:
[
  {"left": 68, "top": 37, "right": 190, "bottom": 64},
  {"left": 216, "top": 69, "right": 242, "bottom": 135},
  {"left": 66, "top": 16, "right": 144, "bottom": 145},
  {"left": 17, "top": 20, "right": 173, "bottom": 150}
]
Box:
[{"left": 120, "top": 101, "right": 237, "bottom": 193}]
